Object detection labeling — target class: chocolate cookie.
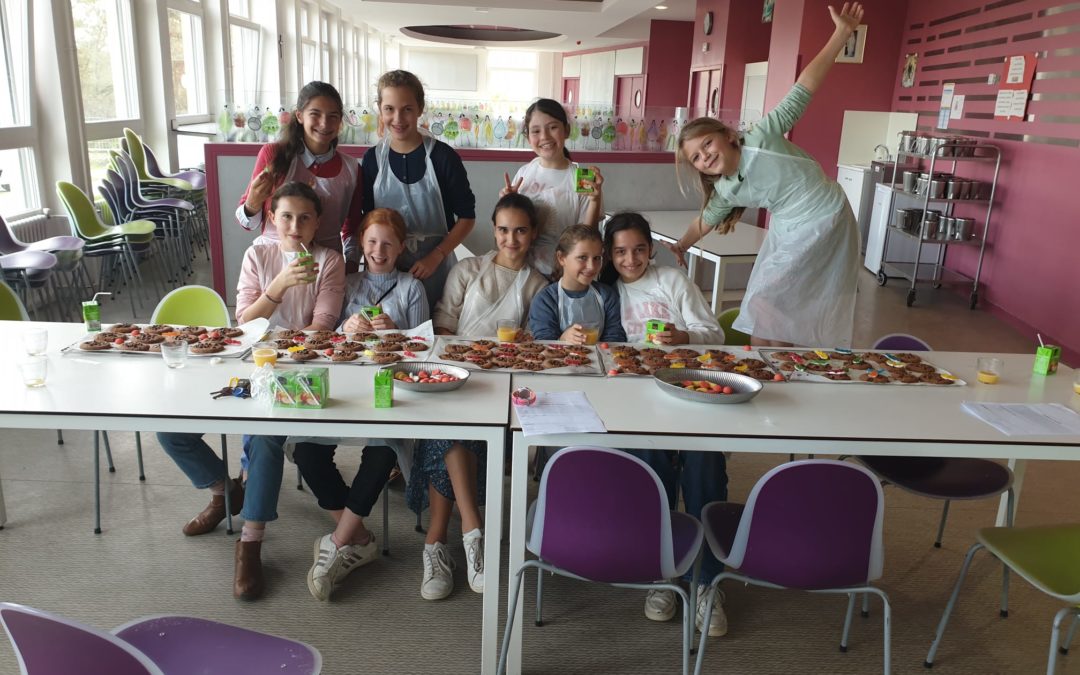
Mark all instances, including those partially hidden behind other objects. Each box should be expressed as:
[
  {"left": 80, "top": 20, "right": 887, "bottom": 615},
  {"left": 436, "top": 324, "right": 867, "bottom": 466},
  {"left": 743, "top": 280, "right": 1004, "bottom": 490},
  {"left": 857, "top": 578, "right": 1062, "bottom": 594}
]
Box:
[
  {"left": 330, "top": 350, "right": 359, "bottom": 362},
  {"left": 289, "top": 349, "right": 318, "bottom": 361},
  {"left": 372, "top": 352, "right": 402, "bottom": 364},
  {"left": 304, "top": 339, "right": 333, "bottom": 351},
  {"left": 381, "top": 332, "right": 408, "bottom": 343},
  {"left": 115, "top": 340, "right": 150, "bottom": 352},
  {"left": 109, "top": 323, "right": 138, "bottom": 333},
  {"left": 403, "top": 341, "right": 428, "bottom": 351},
  {"left": 492, "top": 356, "right": 519, "bottom": 369},
  {"left": 94, "top": 332, "right": 123, "bottom": 343},
  {"left": 445, "top": 343, "right": 472, "bottom": 354},
  {"left": 142, "top": 324, "right": 172, "bottom": 335},
  {"left": 273, "top": 329, "right": 304, "bottom": 340},
  {"left": 440, "top": 352, "right": 466, "bottom": 362},
  {"left": 190, "top": 341, "right": 224, "bottom": 355},
  {"left": 542, "top": 358, "right": 567, "bottom": 370},
  {"left": 79, "top": 341, "right": 111, "bottom": 351}
]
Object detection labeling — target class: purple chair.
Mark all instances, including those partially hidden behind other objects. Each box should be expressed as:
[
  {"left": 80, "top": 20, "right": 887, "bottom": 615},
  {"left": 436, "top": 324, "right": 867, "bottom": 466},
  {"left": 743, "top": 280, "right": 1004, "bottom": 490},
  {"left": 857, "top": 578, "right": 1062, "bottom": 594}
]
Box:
[
  {"left": 0, "top": 603, "right": 322, "bottom": 674},
  {"left": 497, "top": 446, "right": 704, "bottom": 675},
  {"left": 0, "top": 250, "right": 58, "bottom": 321},
  {"left": 693, "top": 460, "right": 891, "bottom": 675},
  {"left": 0, "top": 214, "right": 88, "bottom": 321},
  {"left": 872, "top": 333, "right": 932, "bottom": 352}
]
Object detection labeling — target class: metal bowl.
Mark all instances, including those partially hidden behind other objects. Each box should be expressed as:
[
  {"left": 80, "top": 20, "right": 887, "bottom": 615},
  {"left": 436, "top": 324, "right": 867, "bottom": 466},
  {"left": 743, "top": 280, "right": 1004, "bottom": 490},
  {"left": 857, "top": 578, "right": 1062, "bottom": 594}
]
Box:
[
  {"left": 652, "top": 368, "right": 763, "bottom": 404},
  {"left": 380, "top": 362, "right": 470, "bottom": 393}
]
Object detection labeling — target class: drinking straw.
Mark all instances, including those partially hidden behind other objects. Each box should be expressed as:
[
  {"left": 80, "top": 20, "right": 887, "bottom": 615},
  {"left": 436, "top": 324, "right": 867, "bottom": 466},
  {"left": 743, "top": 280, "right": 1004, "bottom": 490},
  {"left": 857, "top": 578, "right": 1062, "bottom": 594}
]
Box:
[{"left": 1037, "top": 333, "right": 1045, "bottom": 348}]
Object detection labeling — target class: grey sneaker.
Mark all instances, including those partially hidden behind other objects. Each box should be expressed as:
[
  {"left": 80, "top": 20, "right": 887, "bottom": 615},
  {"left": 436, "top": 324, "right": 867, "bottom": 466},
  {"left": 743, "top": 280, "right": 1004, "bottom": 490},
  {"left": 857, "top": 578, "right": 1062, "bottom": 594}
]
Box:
[
  {"left": 463, "top": 529, "right": 484, "bottom": 593},
  {"left": 421, "top": 542, "right": 455, "bottom": 600},
  {"left": 306, "top": 533, "right": 379, "bottom": 601},
  {"left": 644, "top": 588, "right": 678, "bottom": 622},
  {"left": 696, "top": 585, "right": 728, "bottom": 637}
]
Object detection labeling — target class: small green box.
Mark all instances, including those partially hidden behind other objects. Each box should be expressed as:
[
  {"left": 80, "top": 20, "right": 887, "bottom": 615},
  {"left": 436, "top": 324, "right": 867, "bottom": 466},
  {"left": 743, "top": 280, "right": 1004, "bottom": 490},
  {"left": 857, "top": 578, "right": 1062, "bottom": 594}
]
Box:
[
  {"left": 644, "top": 319, "right": 667, "bottom": 343},
  {"left": 361, "top": 305, "right": 382, "bottom": 320},
  {"left": 574, "top": 167, "right": 595, "bottom": 194},
  {"left": 272, "top": 367, "right": 330, "bottom": 409},
  {"left": 1033, "top": 345, "right": 1061, "bottom": 375},
  {"left": 374, "top": 369, "right": 394, "bottom": 408}
]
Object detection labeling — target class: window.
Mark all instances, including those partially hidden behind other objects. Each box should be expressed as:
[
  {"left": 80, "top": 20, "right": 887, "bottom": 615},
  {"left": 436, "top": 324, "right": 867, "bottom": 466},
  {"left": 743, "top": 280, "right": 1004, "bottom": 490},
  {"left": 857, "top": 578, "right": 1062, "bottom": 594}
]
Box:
[
  {"left": 367, "top": 30, "right": 382, "bottom": 103},
  {"left": 86, "top": 137, "right": 123, "bottom": 199},
  {"left": 230, "top": 22, "right": 260, "bottom": 106},
  {"left": 71, "top": 0, "right": 140, "bottom": 122},
  {"left": 228, "top": 0, "right": 251, "bottom": 20},
  {"left": 0, "top": 0, "right": 30, "bottom": 127},
  {"left": 487, "top": 50, "right": 537, "bottom": 102},
  {"left": 167, "top": 9, "right": 207, "bottom": 116},
  {"left": 0, "top": 147, "right": 39, "bottom": 215},
  {"left": 320, "top": 11, "right": 331, "bottom": 82},
  {"left": 300, "top": 3, "right": 317, "bottom": 83}
]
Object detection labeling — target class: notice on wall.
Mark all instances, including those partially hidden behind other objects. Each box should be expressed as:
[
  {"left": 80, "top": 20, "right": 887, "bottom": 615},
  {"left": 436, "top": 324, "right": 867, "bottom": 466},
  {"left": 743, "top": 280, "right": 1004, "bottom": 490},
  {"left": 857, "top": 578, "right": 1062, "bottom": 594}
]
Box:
[
  {"left": 994, "top": 54, "right": 1037, "bottom": 121},
  {"left": 938, "top": 82, "right": 956, "bottom": 129},
  {"left": 993, "top": 90, "right": 1015, "bottom": 118},
  {"left": 950, "top": 94, "right": 965, "bottom": 119},
  {"left": 1006, "top": 55, "right": 1026, "bottom": 84}
]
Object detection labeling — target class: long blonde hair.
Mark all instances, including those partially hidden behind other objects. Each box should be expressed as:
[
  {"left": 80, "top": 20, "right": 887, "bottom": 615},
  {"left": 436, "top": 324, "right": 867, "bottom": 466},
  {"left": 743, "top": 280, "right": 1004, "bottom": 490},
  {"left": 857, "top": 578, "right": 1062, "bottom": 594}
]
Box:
[{"left": 676, "top": 118, "right": 746, "bottom": 234}]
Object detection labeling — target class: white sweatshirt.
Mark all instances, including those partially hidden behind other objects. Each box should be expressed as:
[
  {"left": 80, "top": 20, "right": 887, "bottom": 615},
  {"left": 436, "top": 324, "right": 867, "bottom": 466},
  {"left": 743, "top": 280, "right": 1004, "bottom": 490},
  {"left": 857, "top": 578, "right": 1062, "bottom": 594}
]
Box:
[{"left": 617, "top": 265, "right": 724, "bottom": 344}]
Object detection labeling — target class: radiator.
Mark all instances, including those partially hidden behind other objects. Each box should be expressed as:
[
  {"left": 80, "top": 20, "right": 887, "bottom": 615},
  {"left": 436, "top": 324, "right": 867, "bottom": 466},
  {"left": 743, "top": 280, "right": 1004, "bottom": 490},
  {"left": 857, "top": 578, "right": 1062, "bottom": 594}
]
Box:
[{"left": 9, "top": 211, "right": 67, "bottom": 243}]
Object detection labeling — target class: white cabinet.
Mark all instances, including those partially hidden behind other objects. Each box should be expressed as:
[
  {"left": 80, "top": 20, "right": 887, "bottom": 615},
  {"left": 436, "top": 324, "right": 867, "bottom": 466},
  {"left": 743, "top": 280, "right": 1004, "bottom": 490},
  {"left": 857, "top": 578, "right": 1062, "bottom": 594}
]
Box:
[
  {"left": 864, "top": 184, "right": 943, "bottom": 274},
  {"left": 837, "top": 164, "right": 873, "bottom": 253}
]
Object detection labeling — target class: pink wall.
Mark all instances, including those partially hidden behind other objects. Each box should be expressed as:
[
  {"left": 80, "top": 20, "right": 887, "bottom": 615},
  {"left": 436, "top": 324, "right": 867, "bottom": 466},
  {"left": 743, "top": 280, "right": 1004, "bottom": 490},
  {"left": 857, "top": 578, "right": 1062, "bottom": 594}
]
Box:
[
  {"left": 718, "top": 0, "right": 773, "bottom": 114},
  {"left": 691, "top": 0, "right": 730, "bottom": 70},
  {"left": 765, "top": 0, "right": 910, "bottom": 179},
  {"left": 891, "top": 0, "right": 1080, "bottom": 364},
  {"left": 645, "top": 20, "right": 693, "bottom": 108}
]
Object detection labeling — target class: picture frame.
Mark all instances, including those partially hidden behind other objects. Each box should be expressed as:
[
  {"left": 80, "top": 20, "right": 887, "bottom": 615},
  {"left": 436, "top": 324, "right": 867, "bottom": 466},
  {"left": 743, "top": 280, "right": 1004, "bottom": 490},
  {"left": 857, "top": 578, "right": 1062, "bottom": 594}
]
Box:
[
  {"left": 836, "top": 24, "right": 868, "bottom": 64},
  {"left": 762, "top": 0, "right": 775, "bottom": 23},
  {"left": 901, "top": 53, "right": 918, "bottom": 88}
]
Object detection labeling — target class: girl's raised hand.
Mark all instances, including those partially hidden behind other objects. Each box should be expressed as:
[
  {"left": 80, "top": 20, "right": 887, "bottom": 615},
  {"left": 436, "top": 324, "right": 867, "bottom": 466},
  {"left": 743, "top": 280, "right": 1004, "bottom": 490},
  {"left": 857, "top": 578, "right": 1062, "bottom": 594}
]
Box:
[
  {"left": 663, "top": 240, "right": 688, "bottom": 268},
  {"left": 274, "top": 257, "right": 318, "bottom": 290},
  {"left": 245, "top": 169, "right": 275, "bottom": 215},
  {"left": 582, "top": 165, "right": 604, "bottom": 201},
  {"left": 499, "top": 172, "right": 524, "bottom": 198},
  {"left": 829, "top": 2, "right": 863, "bottom": 35}
]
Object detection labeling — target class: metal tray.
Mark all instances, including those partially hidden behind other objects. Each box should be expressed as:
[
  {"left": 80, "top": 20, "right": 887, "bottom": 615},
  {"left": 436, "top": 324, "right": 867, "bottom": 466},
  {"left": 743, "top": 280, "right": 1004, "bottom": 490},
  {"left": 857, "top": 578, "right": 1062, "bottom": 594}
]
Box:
[
  {"left": 652, "top": 368, "right": 762, "bottom": 404},
  {"left": 380, "top": 362, "right": 470, "bottom": 392}
]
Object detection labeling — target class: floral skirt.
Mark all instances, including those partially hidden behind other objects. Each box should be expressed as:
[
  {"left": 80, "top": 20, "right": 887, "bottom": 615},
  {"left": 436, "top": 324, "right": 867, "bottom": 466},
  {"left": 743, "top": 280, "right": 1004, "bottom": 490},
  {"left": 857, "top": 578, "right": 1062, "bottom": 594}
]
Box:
[{"left": 406, "top": 439, "right": 486, "bottom": 514}]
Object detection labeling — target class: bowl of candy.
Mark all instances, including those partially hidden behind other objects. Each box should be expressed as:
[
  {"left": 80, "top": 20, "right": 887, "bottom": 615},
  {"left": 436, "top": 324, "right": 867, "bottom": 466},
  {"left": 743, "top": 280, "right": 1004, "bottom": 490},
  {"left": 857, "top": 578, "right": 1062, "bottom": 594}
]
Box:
[
  {"left": 652, "top": 368, "right": 762, "bottom": 404},
  {"left": 381, "top": 362, "right": 470, "bottom": 392}
]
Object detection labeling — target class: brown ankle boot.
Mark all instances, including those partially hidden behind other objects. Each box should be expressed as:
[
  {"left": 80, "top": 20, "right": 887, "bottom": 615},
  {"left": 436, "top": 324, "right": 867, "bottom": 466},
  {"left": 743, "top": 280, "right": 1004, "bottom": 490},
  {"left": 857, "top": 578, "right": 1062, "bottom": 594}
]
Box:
[
  {"left": 182, "top": 479, "right": 245, "bottom": 536},
  {"left": 234, "top": 540, "right": 265, "bottom": 601}
]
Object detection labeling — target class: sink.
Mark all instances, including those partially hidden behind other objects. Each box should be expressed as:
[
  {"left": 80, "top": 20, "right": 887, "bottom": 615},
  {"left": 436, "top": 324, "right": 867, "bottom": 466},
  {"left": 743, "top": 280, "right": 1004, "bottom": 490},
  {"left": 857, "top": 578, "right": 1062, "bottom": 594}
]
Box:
[{"left": 871, "top": 160, "right": 919, "bottom": 185}]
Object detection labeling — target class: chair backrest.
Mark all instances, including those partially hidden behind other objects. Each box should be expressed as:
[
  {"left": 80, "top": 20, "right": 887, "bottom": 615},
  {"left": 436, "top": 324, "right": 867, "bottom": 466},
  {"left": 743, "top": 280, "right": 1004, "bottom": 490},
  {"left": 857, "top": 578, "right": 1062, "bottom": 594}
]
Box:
[
  {"left": 0, "top": 280, "right": 29, "bottom": 320},
  {"left": 113, "top": 615, "right": 322, "bottom": 675},
  {"left": 529, "top": 446, "right": 676, "bottom": 583},
  {"left": 717, "top": 307, "right": 751, "bottom": 346},
  {"left": 0, "top": 214, "right": 27, "bottom": 254},
  {"left": 873, "top": 332, "right": 932, "bottom": 352},
  {"left": 56, "top": 182, "right": 110, "bottom": 239},
  {"left": 123, "top": 128, "right": 151, "bottom": 182},
  {"left": 721, "top": 459, "right": 884, "bottom": 589},
  {"left": 0, "top": 603, "right": 163, "bottom": 675},
  {"left": 151, "top": 285, "right": 231, "bottom": 327}
]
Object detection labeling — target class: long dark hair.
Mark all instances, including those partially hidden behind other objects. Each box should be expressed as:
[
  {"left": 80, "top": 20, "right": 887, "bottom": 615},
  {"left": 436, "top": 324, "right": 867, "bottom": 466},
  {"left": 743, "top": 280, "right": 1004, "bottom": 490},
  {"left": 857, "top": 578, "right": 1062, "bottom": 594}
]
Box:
[
  {"left": 269, "top": 81, "right": 344, "bottom": 178},
  {"left": 600, "top": 212, "right": 653, "bottom": 284},
  {"left": 491, "top": 192, "right": 539, "bottom": 230},
  {"left": 676, "top": 117, "right": 746, "bottom": 234},
  {"left": 524, "top": 98, "right": 572, "bottom": 161}
]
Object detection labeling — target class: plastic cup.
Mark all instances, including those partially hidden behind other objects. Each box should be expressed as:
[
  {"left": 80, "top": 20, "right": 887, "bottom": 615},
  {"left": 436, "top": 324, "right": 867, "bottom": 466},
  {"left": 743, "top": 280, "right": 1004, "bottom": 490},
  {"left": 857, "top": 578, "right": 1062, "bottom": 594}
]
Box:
[
  {"left": 1073, "top": 371, "right": 1080, "bottom": 396},
  {"left": 23, "top": 328, "right": 48, "bottom": 356},
  {"left": 19, "top": 357, "right": 47, "bottom": 387},
  {"left": 497, "top": 319, "right": 519, "bottom": 343},
  {"left": 160, "top": 341, "right": 188, "bottom": 369},
  {"left": 252, "top": 342, "right": 278, "bottom": 368},
  {"left": 977, "top": 356, "right": 1001, "bottom": 384},
  {"left": 580, "top": 322, "right": 600, "bottom": 346}
]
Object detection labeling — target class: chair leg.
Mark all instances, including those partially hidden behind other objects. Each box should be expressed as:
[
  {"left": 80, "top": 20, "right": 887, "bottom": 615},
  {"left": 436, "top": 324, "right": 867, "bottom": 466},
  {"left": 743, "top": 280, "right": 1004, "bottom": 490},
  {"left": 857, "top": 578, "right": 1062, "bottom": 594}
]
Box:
[
  {"left": 134, "top": 432, "right": 146, "bottom": 481},
  {"left": 862, "top": 592, "right": 871, "bottom": 618},
  {"left": 1061, "top": 612, "right": 1080, "bottom": 655},
  {"left": 296, "top": 464, "right": 304, "bottom": 490},
  {"left": 497, "top": 562, "right": 534, "bottom": 675},
  {"left": 840, "top": 593, "right": 857, "bottom": 652},
  {"left": 93, "top": 431, "right": 102, "bottom": 535},
  {"left": 1000, "top": 560, "right": 1011, "bottom": 618},
  {"left": 535, "top": 565, "right": 544, "bottom": 626},
  {"left": 56, "top": 430, "right": 64, "bottom": 446},
  {"left": 102, "top": 431, "right": 116, "bottom": 472},
  {"left": 1048, "top": 608, "right": 1080, "bottom": 675},
  {"left": 220, "top": 435, "right": 234, "bottom": 535},
  {"left": 692, "top": 580, "right": 721, "bottom": 675},
  {"left": 871, "top": 588, "right": 892, "bottom": 675},
  {"left": 925, "top": 542, "right": 984, "bottom": 667},
  {"left": 382, "top": 484, "right": 390, "bottom": 556},
  {"left": 934, "top": 500, "right": 951, "bottom": 548},
  {"left": 415, "top": 509, "right": 425, "bottom": 534}
]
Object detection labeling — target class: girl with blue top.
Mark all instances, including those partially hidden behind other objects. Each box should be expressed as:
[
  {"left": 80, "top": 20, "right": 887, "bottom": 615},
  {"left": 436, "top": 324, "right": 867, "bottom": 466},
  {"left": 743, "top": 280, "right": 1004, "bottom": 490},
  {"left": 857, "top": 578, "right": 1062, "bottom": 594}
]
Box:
[
  {"left": 528, "top": 224, "right": 626, "bottom": 344},
  {"left": 671, "top": 2, "right": 864, "bottom": 349},
  {"left": 292, "top": 207, "right": 430, "bottom": 602}
]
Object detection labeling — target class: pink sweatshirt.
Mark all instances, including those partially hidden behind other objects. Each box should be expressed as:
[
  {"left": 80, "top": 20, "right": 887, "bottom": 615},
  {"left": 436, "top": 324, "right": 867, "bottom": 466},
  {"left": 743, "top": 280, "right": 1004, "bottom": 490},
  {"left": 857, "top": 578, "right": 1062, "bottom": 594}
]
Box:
[{"left": 235, "top": 243, "right": 345, "bottom": 330}]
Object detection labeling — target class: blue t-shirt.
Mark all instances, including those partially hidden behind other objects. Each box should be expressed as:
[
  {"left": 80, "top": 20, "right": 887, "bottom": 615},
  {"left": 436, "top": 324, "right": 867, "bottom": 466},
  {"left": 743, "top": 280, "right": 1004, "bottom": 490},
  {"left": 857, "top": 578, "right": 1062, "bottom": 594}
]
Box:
[{"left": 528, "top": 281, "right": 626, "bottom": 342}]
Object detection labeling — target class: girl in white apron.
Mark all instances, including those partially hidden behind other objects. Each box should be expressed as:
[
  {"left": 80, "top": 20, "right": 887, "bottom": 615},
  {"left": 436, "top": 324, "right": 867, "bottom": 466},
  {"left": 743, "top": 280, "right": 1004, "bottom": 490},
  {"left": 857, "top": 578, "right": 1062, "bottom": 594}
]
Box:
[
  {"left": 433, "top": 192, "right": 548, "bottom": 337},
  {"left": 669, "top": 3, "right": 865, "bottom": 349},
  {"left": 365, "top": 70, "right": 477, "bottom": 313},
  {"left": 527, "top": 225, "right": 627, "bottom": 344},
  {"left": 236, "top": 82, "right": 363, "bottom": 265},
  {"left": 501, "top": 98, "right": 605, "bottom": 277}
]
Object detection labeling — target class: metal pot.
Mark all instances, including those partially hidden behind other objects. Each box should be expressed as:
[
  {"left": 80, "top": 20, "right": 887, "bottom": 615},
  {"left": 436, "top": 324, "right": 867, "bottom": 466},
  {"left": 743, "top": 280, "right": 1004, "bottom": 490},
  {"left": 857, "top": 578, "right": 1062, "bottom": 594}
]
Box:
[
  {"left": 929, "top": 179, "right": 948, "bottom": 199},
  {"left": 946, "top": 178, "right": 963, "bottom": 200},
  {"left": 925, "top": 215, "right": 942, "bottom": 239},
  {"left": 955, "top": 217, "right": 975, "bottom": 240},
  {"left": 967, "top": 180, "right": 982, "bottom": 200},
  {"left": 922, "top": 211, "right": 940, "bottom": 237},
  {"left": 899, "top": 131, "right": 916, "bottom": 154},
  {"left": 903, "top": 170, "right": 919, "bottom": 193},
  {"left": 937, "top": 216, "right": 953, "bottom": 240}
]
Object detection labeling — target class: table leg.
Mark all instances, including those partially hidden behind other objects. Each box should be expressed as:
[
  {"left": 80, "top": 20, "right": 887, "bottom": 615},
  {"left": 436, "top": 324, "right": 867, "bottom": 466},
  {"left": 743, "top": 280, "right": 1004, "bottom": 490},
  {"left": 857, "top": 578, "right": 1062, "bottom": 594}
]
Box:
[
  {"left": 481, "top": 428, "right": 505, "bottom": 675},
  {"left": 711, "top": 258, "right": 726, "bottom": 314},
  {"left": 0, "top": 471, "right": 7, "bottom": 529},
  {"left": 505, "top": 432, "right": 531, "bottom": 675},
  {"left": 998, "top": 458, "right": 1026, "bottom": 526}
]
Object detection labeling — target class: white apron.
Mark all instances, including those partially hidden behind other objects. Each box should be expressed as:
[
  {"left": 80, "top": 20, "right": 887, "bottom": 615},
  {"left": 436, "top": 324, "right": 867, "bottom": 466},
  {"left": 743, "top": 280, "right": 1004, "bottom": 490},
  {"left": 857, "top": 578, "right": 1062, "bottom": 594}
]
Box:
[
  {"left": 618, "top": 267, "right": 677, "bottom": 343},
  {"left": 514, "top": 159, "right": 585, "bottom": 277},
  {"left": 726, "top": 146, "right": 859, "bottom": 347},
  {"left": 456, "top": 252, "right": 532, "bottom": 337},
  {"left": 257, "top": 247, "right": 332, "bottom": 329},
  {"left": 373, "top": 134, "right": 456, "bottom": 313},
  {"left": 557, "top": 283, "right": 605, "bottom": 335}
]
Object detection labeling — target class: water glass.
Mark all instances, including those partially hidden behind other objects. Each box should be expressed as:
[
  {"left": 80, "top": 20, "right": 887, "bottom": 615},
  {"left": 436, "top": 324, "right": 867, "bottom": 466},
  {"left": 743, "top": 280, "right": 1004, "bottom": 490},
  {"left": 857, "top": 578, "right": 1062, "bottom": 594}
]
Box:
[
  {"left": 160, "top": 341, "right": 188, "bottom": 369},
  {"left": 23, "top": 328, "right": 48, "bottom": 356},
  {"left": 977, "top": 357, "right": 1001, "bottom": 385},
  {"left": 19, "top": 357, "right": 47, "bottom": 387}
]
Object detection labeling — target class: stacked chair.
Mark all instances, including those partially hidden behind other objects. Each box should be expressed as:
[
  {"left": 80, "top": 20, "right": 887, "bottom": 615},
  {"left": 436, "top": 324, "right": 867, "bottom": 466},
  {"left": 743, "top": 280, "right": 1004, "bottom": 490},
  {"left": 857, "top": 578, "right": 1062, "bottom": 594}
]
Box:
[{"left": 0, "top": 214, "right": 87, "bottom": 321}]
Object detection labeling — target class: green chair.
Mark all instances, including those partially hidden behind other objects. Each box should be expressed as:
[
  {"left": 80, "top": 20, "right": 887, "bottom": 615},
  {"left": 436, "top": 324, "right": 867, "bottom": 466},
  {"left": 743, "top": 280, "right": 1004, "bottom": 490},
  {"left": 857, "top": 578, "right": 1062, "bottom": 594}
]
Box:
[
  {"left": 142, "top": 285, "right": 238, "bottom": 533},
  {"left": 717, "top": 307, "right": 751, "bottom": 346},
  {"left": 925, "top": 523, "right": 1080, "bottom": 672},
  {"left": 122, "top": 128, "right": 194, "bottom": 192},
  {"left": 0, "top": 280, "right": 29, "bottom": 320}
]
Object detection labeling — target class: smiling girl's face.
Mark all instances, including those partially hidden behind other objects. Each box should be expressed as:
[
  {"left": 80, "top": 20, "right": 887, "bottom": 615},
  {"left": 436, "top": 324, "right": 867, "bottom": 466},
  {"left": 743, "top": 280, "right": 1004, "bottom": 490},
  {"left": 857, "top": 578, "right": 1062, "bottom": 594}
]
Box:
[
  {"left": 379, "top": 85, "right": 422, "bottom": 147},
  {"left": 296, "top": 96, "right": 343, "bottom": 155},
  {"left": 556, "top": 239, "right": 603, "bottom": 292},
  {"left": 681, "top": 129, "right": 741, "bottom": 177},
  {"left": 363, "top": 222, "right": 404, "bottom": 274},
  {"left": 611, "top": 229, "right": 652, "bottom": 283},
  {"left": 493, "top": 207, "right": 537, "bottom": 269},
  {"left": 526, "top": 110, "right": 570, "bottom": 168}
]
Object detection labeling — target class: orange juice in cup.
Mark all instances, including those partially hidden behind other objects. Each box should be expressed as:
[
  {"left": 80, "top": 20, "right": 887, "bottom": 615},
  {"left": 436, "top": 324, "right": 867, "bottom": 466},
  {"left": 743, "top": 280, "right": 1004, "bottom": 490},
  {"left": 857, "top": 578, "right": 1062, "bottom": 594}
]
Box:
[
  {"left": 580, "top": 322, "right": 600, "bottom": 346},
  {"left": 253, "top": 342, "right": 278, "bottom": 368},
  {"left": 976, "top": 356, "right": 1000, "bottom": 384},
  {"left": 497, "top": 319, "right": 519, "bottom": 343}
]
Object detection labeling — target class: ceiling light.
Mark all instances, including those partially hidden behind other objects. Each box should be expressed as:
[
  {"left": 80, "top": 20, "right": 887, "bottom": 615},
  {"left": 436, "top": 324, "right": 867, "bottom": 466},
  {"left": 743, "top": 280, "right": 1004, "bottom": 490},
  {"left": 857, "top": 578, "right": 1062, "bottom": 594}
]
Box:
[
  {"left": 475, "top": 7, "right": 489, "bottom": 12},
  {"left": 656, "top": 4, "right": 668, "bottom": 9}
]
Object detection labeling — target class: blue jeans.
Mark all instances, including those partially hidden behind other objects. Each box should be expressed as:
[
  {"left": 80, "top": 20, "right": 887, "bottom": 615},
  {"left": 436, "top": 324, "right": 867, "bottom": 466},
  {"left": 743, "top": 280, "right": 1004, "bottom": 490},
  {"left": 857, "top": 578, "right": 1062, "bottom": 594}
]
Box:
[
  {"left": 626, "top": 449, "right": 729, "bottom": 585},
  {"left": 157, "top": 432, "right": 286, "bottom": 523}
]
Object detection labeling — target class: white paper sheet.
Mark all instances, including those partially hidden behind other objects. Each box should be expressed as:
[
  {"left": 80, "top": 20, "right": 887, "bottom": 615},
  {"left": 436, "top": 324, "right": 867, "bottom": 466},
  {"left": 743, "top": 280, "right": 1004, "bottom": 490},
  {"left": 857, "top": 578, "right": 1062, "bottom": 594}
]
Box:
[
  {"left": 1006, "top": 55, "right": 1026, "bottom": 84},
  {"left": 1008, "top": 90, "right": 1029, "bottom": 118},
  {"left": 961, "top": 402, "right": 1080, "bottom": 436},
  {"left": 950, "top": 95, "right": 965, "bottom": 119},
  {"left": 517, "top": 391, "right": 607, "bottom": 437},
  {"left": 994, "top": 89, "right": 1015, "bottom": 117}
]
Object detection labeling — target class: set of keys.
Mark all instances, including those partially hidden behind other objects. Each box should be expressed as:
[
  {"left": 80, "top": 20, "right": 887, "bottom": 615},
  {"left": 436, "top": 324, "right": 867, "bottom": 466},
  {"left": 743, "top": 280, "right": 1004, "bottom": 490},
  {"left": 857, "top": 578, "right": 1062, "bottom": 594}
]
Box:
[{"left": 210, "top": 378, "right": 252, "bottom": 400}]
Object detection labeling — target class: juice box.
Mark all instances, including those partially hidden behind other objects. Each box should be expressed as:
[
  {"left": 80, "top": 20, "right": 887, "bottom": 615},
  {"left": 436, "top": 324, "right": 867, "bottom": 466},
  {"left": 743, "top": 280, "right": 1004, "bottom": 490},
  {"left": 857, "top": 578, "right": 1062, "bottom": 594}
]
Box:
[
  {"left": 374, "top": 369, "right": 394, "bottom": 408},
  {"left": 574, "top": 167, "right": 595, "bottom": 194},
  {"left": 1033, "top": 345, "right": 1061, "bottom": 375},
  {"left": 272, "top": 367, "right": 329, "bottom": 408},
  {"left": 645, "top": 319, "right": 667, "bottom": 343},
  {"left": 361, "top": 305, "right": 382, "bottom": 320}
]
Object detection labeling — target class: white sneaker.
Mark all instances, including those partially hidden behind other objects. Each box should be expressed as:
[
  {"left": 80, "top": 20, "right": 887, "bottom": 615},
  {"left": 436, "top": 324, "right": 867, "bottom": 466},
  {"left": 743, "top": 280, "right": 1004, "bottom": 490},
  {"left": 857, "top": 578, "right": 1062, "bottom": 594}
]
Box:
[
  {"left": 695, "top": 585, "right": 728, "bottom": 637},
  {"left": 644, "top": 588, "right": 678, "bottom": 621},
  {"left": 306, "top": 533, "right": 379, "bottom": 601},
  {"left": 463, "top": 528, "right": 485, "bottom": 594},
  {"left": 421, "top": 542, "right": 455, "bottom": 600}
]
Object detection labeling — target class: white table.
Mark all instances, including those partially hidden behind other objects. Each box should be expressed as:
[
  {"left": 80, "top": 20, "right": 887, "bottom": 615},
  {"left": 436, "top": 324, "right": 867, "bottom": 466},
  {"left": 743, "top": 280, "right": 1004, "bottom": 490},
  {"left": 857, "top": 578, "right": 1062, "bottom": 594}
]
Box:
[
  {"left": 500, "top": 355, "right": 1080, "bottom": 674},
  {"left": 0, "top": 321, "right": 512, "bottom": 675},
  {"left": 640, "top": 210, "right": 768, "bottom": 313}
]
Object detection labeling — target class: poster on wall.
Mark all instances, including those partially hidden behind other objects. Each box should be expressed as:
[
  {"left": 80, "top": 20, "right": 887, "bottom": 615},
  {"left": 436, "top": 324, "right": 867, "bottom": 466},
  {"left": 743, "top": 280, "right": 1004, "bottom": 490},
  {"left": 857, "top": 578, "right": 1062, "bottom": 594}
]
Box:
[
  {"left": 938, "top": 82, "right": 955, "bottom": 129},
  {"left": 901, "top": 53, "right": 918, "bottom": 88},
  {"left": 762, "top": 0, "right": 775, "bottom": 23},
  {"left": 836, "top": 25, "right": 867, "bottom": 63},
  {"left": 994, "top": 53, "right": 1037, "bottom": 121}
]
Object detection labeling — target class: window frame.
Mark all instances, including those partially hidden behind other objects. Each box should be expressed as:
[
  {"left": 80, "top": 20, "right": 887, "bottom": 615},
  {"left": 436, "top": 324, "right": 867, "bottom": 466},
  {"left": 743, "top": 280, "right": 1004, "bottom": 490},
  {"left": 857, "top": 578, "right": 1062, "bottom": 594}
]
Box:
[
  {"left": 0, "top": 0, "right": 41, "bottom": 218},
  {"left": 165, "top": 0, "right": 210, "bottom": 124}
]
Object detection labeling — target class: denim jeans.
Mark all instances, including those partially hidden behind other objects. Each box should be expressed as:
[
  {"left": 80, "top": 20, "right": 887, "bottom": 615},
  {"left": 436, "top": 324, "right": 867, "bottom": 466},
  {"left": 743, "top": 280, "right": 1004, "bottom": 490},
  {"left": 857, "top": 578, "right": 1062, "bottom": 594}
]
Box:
[
  {"left": 626, "top": 449, "right": 729, "bottom": 584},
  {"left": 157, "top": 432, "right": 286, "bottom": 523}
]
